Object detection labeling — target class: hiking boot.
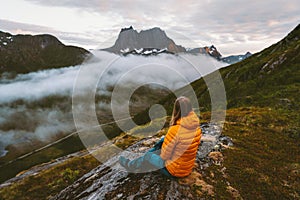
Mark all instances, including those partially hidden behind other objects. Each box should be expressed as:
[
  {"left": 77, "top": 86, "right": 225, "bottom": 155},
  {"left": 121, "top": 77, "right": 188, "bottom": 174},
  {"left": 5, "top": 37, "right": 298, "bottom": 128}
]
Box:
[{"left": 119, "top": 156, "right": 130, "bottom": 170}]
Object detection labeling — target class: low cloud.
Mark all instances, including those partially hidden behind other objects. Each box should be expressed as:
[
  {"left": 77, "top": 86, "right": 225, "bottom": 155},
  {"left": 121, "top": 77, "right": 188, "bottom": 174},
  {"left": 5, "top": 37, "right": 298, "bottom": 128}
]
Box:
[
  {"left": 0, "top": 51, "right": 226, "bottom": 156},
  {"left": 0, "top": 51, "right": 226, "bottom": 103},
  {"left": 0, "top": 66, "right": 78, "bottom": 103}
]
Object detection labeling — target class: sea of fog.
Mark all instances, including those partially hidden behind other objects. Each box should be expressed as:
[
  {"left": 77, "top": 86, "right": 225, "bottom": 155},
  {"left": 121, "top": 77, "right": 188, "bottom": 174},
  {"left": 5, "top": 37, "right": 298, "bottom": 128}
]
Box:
[{"left": 0, "top": 51, "right": 227, "bottom": 157}]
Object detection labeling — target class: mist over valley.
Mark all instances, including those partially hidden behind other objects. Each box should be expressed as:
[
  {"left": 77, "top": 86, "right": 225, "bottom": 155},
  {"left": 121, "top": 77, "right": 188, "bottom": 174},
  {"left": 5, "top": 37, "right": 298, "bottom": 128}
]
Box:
[{"left": 0, "top": 50, "right": 226, "bottom": 160}]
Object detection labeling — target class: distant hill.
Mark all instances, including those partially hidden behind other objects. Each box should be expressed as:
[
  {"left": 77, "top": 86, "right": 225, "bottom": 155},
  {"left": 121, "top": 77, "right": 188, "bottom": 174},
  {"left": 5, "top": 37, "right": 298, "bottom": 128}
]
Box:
[
  {"left": 221, "top": 52, "right": 252, "bottom": 64},
  {"left": 0, "top": 31, "right": 92, "bottom": 75}
]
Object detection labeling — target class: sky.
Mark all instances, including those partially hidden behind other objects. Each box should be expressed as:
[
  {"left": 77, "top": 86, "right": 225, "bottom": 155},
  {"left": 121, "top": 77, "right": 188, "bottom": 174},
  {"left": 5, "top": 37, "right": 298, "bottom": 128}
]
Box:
[{"left": 0, "top": 0, "right": 299, "bottom": 56}]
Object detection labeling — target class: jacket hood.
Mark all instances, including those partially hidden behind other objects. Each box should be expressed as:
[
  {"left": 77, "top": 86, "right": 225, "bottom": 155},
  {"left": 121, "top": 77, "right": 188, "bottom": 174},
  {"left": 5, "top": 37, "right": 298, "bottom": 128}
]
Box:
[{"left": 176, "top": 111, "right": 199, "bottom": 129}]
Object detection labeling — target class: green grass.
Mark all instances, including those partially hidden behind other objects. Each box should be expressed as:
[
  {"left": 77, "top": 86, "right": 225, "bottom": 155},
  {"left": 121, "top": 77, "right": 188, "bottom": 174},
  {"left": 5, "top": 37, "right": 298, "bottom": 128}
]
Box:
[
  {"left": 217, "top": 108, "right": 299, "bottom": 199},
  {"left": 189, "top": 107, "right": 299, "bottom": 199},
  {"left": 0, "top": 134, "right": 85, "bottom": 183},
  {"left": 0, "top": 155, "right": 99, "bottom": 200}
]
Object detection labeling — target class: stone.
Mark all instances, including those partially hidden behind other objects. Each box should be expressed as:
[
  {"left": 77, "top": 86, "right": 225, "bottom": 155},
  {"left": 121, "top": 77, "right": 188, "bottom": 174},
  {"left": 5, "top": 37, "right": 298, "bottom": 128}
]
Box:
[
  {"left": 208, "top": 152, "right": 224, "bottom": 165},
  {"left": 226, "top": 185, "right": 242, "bottom": 199}
]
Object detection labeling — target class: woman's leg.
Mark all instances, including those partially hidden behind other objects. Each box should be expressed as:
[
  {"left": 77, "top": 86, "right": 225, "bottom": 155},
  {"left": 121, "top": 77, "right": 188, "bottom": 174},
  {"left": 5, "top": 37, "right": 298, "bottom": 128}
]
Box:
[
  {"left": 148, "top": 136, "right": 164, "bottom": 153},
  {"left": 124, "top": 151, "right": 164, "bottom": 171},
  {"left": 160, "top": 167, "right": 174, "bottom": 178},
  {"left": 119, "top": 153, "right": 174, "bottom": 178},
  {"left": 119, "top": 137, "right": 165, "bottom": 172}
]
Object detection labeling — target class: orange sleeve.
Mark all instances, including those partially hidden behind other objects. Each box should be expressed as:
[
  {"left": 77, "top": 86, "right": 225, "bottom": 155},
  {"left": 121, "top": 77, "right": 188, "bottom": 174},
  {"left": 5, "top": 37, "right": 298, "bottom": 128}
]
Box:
[{"left": 160, "top": 126, "right": 178, "bottom": 161}]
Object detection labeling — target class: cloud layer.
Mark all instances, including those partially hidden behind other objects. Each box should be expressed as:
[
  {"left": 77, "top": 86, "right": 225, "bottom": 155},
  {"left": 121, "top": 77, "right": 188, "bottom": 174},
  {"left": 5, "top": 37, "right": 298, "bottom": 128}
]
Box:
[{"left": 0, "top": 51, "right": 226, "bottom": 103}]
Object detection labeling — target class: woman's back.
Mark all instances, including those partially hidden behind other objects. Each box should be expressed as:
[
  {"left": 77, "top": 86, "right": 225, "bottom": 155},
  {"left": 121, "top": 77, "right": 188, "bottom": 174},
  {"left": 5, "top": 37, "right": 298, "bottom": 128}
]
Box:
[
  {"left": 119, "top": 96, "right": 201, "bottom": 178},
  {"left": 161, "top": 111, "right": 202, "bottom": 177}
]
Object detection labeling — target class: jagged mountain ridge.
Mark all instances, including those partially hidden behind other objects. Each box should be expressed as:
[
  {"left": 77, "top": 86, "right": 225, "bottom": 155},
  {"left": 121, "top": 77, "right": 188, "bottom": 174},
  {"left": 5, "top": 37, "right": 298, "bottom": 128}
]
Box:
[
  {"left": 103, "top": 26, "right": 250, "bottom": 63},
  {"left": 187, "top": 45, "right": 222, "bottom": 59},
  {"left": 0, "top": 31, "right": 92, "bottom": 75}
]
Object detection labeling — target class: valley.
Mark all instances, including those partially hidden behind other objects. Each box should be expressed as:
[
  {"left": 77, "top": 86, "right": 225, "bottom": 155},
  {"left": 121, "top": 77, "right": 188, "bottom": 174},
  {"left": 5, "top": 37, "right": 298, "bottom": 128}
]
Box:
[{"left": 0, "top": 23, "right": 299, "bottom": 199}]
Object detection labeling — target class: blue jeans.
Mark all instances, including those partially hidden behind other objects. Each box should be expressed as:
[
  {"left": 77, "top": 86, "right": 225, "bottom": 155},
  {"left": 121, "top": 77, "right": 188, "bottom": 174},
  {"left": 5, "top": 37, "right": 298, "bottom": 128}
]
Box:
[{"left": 128, "top": 137, "right": 174, "bottom": 178}]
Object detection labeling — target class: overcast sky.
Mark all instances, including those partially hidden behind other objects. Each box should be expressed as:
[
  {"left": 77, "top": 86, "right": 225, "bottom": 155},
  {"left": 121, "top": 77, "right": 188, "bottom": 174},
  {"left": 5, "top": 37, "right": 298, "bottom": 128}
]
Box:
[{"left": 0, "top": 0, "right": 299, "bottom": 56}]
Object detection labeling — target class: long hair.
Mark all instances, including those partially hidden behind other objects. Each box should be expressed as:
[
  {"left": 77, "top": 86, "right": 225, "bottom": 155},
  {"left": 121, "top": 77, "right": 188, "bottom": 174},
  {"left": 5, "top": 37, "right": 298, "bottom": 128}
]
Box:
[{"left": 170, "top": 96, "right": 192, "bottom": 126}]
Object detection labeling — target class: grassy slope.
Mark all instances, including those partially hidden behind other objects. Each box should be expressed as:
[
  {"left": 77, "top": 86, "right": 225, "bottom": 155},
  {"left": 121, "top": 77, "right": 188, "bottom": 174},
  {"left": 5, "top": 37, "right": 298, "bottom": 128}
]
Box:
[
  {"left": 201, "top": 108, "right": 300, "bottom": 199},
  {"left": 163, "top": 24, "right": 300, "bottom": 113},
  {"left": 0, "top": 154, "right": 100, "bottom": 200},
  {"left": 0, "top": 132, "right": 142, "bottom": 200},
  {"left": 0, "top": 134, "right": 85, "bottom": 183}
]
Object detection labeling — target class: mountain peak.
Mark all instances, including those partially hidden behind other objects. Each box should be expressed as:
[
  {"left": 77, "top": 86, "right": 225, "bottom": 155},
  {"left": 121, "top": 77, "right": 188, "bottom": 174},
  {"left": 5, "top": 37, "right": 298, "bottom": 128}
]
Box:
[
  {"left": 245, "top": 52, "right": 252, "bottom": 56},
  {"left": 103, "top": 27, "right": 185, "bottom": 54},
  {"left": 120, "top": 26, "right": 134, "bottom": 33}
]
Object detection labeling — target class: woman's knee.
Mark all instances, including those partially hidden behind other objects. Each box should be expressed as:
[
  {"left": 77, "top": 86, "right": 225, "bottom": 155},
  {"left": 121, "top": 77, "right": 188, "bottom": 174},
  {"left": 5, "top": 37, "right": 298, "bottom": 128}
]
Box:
[{"left": 144, "top": 152, "right": 153, "bottom": 160}]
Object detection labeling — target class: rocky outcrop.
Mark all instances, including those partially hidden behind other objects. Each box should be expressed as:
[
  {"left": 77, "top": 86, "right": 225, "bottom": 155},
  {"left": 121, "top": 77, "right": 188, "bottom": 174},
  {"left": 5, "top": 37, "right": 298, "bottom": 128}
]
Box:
[
  {"left": 0, "top": 31, "right": 92, "bottom": 75},
  {"left": 103, "top": 27, "right": 186, "bottom": 54},
  {"left": 51, "top": 123, "right": 233, "bottom": 200},
  {"left": 187, "top": 45, "right": 222, "bottom": 60}
]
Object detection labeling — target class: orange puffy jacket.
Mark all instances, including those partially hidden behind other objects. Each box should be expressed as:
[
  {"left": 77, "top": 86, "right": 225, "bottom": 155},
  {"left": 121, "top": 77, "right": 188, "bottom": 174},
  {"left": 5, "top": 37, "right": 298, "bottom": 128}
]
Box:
[{"left": 160, "top": 111, "right": 202, "bottom": 177}]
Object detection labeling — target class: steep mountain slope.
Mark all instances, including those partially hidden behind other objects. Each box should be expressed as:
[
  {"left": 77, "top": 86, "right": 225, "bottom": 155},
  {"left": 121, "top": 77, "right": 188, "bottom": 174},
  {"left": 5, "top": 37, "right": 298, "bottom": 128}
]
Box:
[
  {"left": 220, "top": 25, "right": 299, "bottom": 110},
  {"left": 160, "top": 24, "right": 300, "bottom": 112},
  {"left": 0, "top": 31, "right": 92, "bottom": 75}
]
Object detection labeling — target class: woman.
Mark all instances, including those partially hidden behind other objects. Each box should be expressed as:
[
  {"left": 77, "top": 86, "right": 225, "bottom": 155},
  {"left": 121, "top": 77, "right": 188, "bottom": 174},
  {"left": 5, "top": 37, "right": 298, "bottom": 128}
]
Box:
[{"left": 119, "top": 96, "right": 202, "bottom": 178}]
